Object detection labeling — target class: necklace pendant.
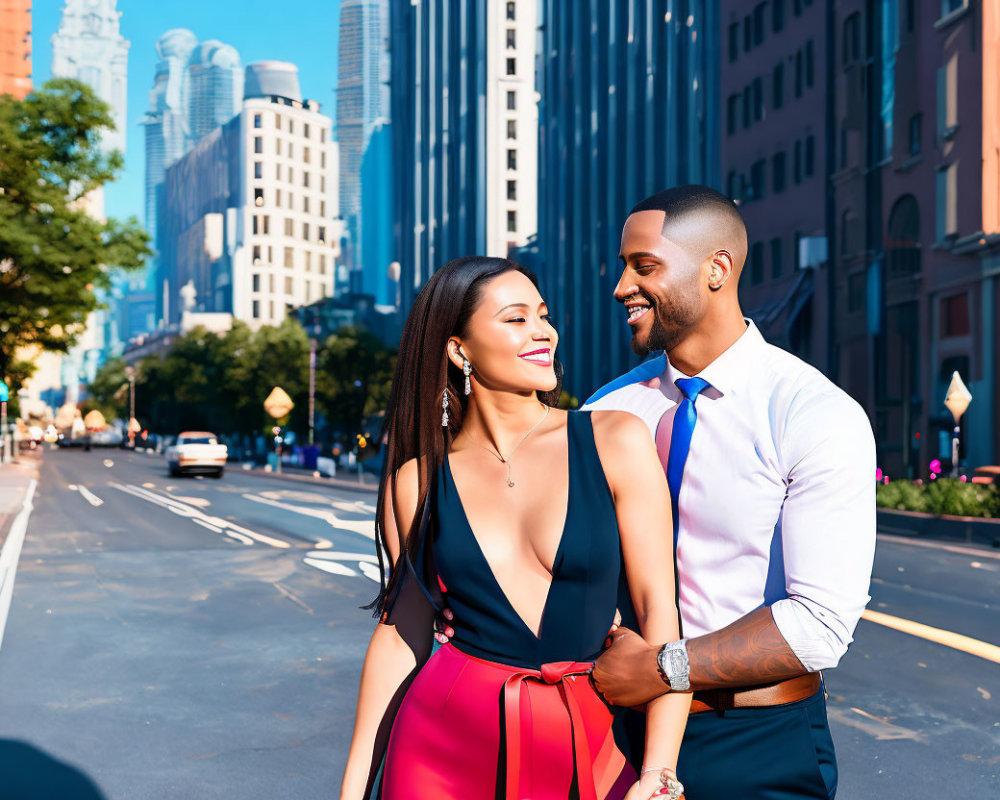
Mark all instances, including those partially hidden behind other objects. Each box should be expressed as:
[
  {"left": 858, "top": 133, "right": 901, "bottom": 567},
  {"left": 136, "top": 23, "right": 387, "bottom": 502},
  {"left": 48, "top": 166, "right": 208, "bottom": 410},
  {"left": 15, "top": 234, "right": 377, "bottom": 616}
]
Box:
[{"left": 506, "top": 476, "right": 515, "bottom": 488}]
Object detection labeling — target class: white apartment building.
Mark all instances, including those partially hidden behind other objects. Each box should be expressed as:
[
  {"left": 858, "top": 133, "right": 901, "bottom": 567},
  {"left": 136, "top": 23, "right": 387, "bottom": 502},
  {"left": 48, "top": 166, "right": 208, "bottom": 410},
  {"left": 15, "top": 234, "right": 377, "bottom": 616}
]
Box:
[
  {"left": 158, "top": 62, "right": 342, "bottom": 331},
  {"left": 239, "top": 93, "right": 341, "bottom": 328},
  {"left": 485, "top": 0, "right": 537, "bottom": 257}
]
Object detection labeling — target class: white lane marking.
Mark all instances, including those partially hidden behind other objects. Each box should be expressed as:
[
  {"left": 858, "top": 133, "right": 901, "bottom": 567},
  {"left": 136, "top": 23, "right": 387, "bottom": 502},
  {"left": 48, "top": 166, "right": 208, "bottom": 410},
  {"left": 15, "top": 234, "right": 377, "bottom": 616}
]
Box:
[
  {"left": 110, "top": 483, "right": 290, "bottom": 549},
  {"left": 826, "top": 706, "right": 924, "bottom": 742},
  {"left": 302, "top": 551, "right": 381, "bottom": 582},
  {"left": 862, "top": 609, "right": 1000, "bottom": 664},
  {"left": 0, "top": 479, "right": 38, "bottom": 651},
  {"left": 76, "top": 485, "right": 104, "bottom": 507},
  {"left": 243, "top": 493, "right": 375, "bottom": 540}
]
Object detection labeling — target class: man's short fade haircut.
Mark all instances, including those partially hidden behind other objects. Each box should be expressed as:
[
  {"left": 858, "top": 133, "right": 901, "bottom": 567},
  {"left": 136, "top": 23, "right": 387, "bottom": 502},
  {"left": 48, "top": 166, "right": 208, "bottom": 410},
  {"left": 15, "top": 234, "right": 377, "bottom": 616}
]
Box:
[{"left": 629, "top": 185, "right": 747, "bottom": 242}]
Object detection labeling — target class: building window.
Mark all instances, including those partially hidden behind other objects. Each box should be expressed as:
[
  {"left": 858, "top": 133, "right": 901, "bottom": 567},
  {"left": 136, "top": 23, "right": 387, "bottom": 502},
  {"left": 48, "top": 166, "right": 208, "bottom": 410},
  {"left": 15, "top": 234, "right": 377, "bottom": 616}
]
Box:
[
  {"left": 770, "top": 237, "right": 783, "bottom": 278},
  {"left": 507, "top": 210, "right": 517, "bottom": 232},
  {"left": 252, "top": 245, "right": 261, "bottom": 264},
  {"left": 507, "top": 149, "right": 517, "bottom": 170},
  {"left": 269, "top": 273, "right": 274, "bottom": 292},
  {"left": 507, "top": 29, "right": 516, "bottom": 49},
  {"left": 285, "top": 218, "right": 294, "bottom": 236},
  {"left": 773, "top": 63, "right": 785, "bottom": 109},
  {"left": 506, "top": 1, "right": 515, "bottom": 21},
  {"left": 319, "top": 255, "right": 326, "bottom": 275},
  {"left": 887, "top": 194, "right": 921, "bottom": 274},
  {"left": 320, "top": 200, "right": 326, "bottom": 217},
  {"left": 254, "top": 137, "right": 263, "bottom": 154},
  {"left": 743, "top": 15, "right": 752, "bottom": 52},
  {"left": 907, "top": 114, "right": 921, "bottom": 157},
  {"left": 752, "top": 77, "right": 764, "bottom": 121},
  {"left": 936, "top": 163, "right": 958, "bottom": 238},
  {"left": 804, "top": 135, "right": 815, "bottom": 177},
  {"left": 253, "top": 114, "right": 262, "bottom": 129},
  {"left": 285, "top": 276, "right": 293, "bottom": 295},
  {"left": 727, "top": 94, "right": 740, "bottom": 135},
  {"left": 941, "top": 293, "right": 970, "bottom": 338},
  {"left": 937, "top": 54, "right": 958, "bottom": 136},
  {"left": 303, "top": 123, "right": 310, "bottom": 139},
  {"left": 805, "top": 40, "right": 814, "bottom": 88},
  {"left": 794, "top": 140, "right": 802, "bottom": 183},
  {"left": 750, "top": 242, "right": 765, "bottom": 284},
  {"left": 506, "top": 57, "right": 516, "bottom": 76},
  {"left": 320, "top": 151, "right": 326, "bottom": 169},
  {"left": 507, "top": 120, "right": 517, "bottom": 139},
  {"left": 742, "top": 86, "right": 752, "bottom": 128},
  {"left": 288, "top": 167, "right": 294, "bottom": 183},
  {"left": 276, "top": 189, "right": 282, "bottom": 208},
  {"left": 303, "top": 196, "right": 310, "bottom": 214},
  {"left": 302, "top": 223, "right": 310, "bottom": 241},
  {"left": 750, "top": 159, "right": 766, "bottom": 200},
  {"left": 794, "top": 50, "right": 803, "bottom": 97},
  {"left": 507, "top": 179, "right": 517, "bottom": 200},
  {"left": 254, "top": 161, "right": 263, "bottom": 180},
  {"left": 318, "top": 226, "right": 326, "bottom": 242},
  {"left": 753, "top": 3, "right": 766, "bottom": 46},
  {"left": 320, "top": 128, "right": 326, "bottom": 143},
  {"left": 252, "top": 274, "right": 261, "bottom": 292},
  {"left": 792, "top": 0, "right": 803, "bottom": 15},
  {"left": 276, "top": 139, "right": 282, "bottom": 156},
  {"left": 940, "top": 0, "right": 968, "bottom": 19},
  {"left": 726, "top": 170, "right": 738, "bottom": 199},
  {"left": 262, "top": 216, "right": 270, "bottom": 235},
  {"left": 252, "top": 215, "right": 260, "bottom": 235},
  {"left": 507, "top": 90, "right": 516, "bottom": 110},
  {"left": 303, "top": 171, "right": 310, "bottom": 188},
  {"left": 848, "top": 272, "right": 865, "bottom": 313},
  {"left": 904, "top": 0, "right": 916, "bottom": 31},
  {"left": 843, "top": 13, "right": 861, "bottom": 64},
  {"left": 303, "top": 146, "right": 310, "bottom": 163},
  {"left": 254, "top": 187, "right": 264, "bottom": 206},
  {"left": 773, "top": 0, "right": 785, "bottom": 32},
  {"left": 252, "top": 300, "right": 260, "bottom": 318},
  {"left": 284, "top": 247, "right": 294, "bottom": 268},
  {"left": 772, "top": 151, "right": 787, "bottom": 193},
  {"left": 288, "top": 118, "right": 294, "bottom": 134},
  {"left": 728, "top": 23, "right": 739, "bottom": 62}
]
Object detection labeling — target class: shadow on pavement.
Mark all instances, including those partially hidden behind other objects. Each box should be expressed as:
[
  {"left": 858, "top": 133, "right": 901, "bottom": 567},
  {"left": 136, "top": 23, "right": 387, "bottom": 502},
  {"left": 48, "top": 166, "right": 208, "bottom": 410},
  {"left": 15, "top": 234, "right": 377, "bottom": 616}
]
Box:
[{"left": 0, "top": 739, "right": 106, "bottom": 800}]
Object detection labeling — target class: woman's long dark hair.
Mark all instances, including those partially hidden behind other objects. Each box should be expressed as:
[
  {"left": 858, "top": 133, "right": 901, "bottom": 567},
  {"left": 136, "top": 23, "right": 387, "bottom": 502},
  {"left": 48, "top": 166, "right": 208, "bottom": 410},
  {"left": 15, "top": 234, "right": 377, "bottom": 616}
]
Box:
[{"left": 370, "top": 256, "right": 562, "bottom": 616}]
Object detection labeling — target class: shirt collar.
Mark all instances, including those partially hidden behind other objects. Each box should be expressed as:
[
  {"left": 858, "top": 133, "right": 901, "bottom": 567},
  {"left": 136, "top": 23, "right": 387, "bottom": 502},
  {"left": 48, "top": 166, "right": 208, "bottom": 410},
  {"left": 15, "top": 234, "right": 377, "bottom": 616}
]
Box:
[{"left": 661, "top": 319, "right": 764, "bottom": 397}]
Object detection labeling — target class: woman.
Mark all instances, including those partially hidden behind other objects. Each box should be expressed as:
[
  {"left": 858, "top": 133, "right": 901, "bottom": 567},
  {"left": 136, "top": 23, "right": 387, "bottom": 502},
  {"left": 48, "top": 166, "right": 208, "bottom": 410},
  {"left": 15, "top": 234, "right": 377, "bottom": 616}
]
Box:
[{"left": 339, "top": 257, "right": 689, "bottom": 800}]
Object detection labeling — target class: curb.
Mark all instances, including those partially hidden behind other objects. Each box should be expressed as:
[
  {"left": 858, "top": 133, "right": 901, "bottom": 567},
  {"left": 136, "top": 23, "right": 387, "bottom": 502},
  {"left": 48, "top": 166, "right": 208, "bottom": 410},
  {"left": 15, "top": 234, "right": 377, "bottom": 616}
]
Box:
[
  {"left": 237, "top": 466, "right": 379, "bottom": 493},
  {"left": 876, "top": 507, "right": 1000, "bottom": 548}
]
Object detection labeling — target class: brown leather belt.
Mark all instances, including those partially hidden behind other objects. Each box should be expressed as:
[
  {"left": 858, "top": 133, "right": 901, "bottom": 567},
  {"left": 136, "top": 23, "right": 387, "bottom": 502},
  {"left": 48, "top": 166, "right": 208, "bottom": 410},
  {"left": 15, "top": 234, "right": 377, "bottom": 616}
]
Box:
[{"left": 689, "top": 672, "right": 822, "bottom": 714}]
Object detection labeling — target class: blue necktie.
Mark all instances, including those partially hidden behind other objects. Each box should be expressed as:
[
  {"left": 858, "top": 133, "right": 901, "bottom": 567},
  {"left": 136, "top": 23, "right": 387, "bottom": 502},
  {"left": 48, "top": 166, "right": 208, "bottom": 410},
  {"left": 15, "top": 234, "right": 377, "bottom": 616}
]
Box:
[{"left": 666, "top": 377, "right": 710, "bottom": 543}]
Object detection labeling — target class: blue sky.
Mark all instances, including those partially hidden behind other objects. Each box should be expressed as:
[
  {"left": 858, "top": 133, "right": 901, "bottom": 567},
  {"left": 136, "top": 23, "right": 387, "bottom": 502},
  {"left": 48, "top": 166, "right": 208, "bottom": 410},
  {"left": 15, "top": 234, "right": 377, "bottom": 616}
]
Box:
[{"left": 32, "top": 0, "right": 341, "bottom": 227}]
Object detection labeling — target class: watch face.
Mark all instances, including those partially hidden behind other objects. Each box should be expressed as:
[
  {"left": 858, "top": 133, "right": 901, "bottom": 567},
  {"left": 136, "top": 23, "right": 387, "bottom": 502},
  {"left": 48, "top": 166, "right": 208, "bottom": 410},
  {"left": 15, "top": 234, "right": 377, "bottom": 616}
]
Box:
[{"left": 668, "top": 650, "right": 686, "bottom": 673}]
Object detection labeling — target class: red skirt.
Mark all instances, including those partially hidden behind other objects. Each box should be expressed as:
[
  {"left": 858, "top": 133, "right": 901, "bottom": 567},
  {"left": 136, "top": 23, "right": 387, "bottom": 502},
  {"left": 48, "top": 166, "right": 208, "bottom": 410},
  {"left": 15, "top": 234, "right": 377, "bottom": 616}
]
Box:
[{"left": 382, "top": 643, "right": 635, "bottom": 800}]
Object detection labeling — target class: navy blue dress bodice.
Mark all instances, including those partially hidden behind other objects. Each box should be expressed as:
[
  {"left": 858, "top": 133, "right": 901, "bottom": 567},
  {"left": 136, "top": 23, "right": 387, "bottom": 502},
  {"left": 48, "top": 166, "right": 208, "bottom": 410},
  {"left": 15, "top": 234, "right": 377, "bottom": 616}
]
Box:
[{"left": 430, "top": 411, "right": 623, "bottom": 670}]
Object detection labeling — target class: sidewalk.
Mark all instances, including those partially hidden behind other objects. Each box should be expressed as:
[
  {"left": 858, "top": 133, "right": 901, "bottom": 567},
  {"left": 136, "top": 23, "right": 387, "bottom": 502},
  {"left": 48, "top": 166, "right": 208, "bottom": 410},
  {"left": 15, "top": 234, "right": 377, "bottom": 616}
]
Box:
[
  {"left": 0, "top": 454, "right": 39, "bottom": 550},
  {"left": 238, "top": 463, "right": 380, "bottom": 492}
]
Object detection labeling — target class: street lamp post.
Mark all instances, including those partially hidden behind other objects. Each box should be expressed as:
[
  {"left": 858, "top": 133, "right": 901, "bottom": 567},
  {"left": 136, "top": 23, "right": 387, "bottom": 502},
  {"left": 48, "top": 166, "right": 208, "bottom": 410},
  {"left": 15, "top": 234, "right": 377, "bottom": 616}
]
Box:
[
  {"left": 308, "top": 338, "right": 317, "bottom": 447},
  {"left": 944, "top": 371, "right": 972, "bottom": 478},
  {"left": 0, "top": 380, "right": 8, "bottom": 464},
  {"left": 125, "top": 366, "right": 136, "bottom": 448}
]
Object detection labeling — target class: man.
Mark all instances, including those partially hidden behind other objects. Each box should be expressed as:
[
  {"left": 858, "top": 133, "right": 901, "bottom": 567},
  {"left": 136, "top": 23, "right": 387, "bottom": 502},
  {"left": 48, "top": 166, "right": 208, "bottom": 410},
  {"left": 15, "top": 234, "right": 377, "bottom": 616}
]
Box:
[{"left": 583, "top": 186, "right": 876, "bottom": 799}]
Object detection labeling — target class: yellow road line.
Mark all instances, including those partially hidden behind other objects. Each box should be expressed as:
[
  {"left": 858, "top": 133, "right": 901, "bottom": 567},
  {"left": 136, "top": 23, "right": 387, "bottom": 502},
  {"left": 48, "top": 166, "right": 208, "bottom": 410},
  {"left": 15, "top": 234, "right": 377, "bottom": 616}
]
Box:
[{"left": 862, "top": 609, "right": 1000, "bottom": 664}]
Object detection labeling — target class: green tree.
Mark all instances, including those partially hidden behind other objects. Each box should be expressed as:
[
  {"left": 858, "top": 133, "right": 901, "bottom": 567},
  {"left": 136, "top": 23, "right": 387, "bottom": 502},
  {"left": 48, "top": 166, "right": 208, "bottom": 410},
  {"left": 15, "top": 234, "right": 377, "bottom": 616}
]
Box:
[
  {"left": 0, "top": 79, "right": 151, "bottom": 390},
  {"left": 87, "top": 356, "right": 129, "bottom": 421},
  {"left": 316, "top": 326, "right": 397, "bottom": 437}
]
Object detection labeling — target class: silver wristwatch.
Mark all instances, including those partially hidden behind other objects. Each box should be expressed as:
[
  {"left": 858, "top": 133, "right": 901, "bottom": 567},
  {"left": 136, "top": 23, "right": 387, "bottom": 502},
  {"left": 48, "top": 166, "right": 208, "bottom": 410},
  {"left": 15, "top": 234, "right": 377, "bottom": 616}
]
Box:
[{"left": 656, "top": 639, "right": 690, "bottom": 692}]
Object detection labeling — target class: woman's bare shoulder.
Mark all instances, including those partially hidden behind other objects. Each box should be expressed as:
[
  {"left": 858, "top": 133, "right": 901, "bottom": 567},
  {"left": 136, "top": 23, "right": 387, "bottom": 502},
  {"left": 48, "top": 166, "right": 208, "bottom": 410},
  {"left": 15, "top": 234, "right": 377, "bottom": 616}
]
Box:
[{"left": 588, "top": 409, "right": 652, "bottom": 449}]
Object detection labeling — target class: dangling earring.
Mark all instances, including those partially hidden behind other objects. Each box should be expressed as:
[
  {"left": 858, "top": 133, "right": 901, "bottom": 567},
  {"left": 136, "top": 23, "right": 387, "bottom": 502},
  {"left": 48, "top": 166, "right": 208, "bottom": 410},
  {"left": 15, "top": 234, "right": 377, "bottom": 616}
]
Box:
[
  {"left": 441, "top": 388, "right": 450, "bottom": 428},
  {"left": 463, "top": 357, "right": 472, "bottom": 395}
]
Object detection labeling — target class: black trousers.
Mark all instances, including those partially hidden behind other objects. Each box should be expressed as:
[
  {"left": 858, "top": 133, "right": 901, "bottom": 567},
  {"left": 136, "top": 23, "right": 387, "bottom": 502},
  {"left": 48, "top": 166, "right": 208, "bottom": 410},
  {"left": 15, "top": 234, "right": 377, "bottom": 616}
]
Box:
[{"left": 676, "top": 689, "right": 838, "bottom": 800}]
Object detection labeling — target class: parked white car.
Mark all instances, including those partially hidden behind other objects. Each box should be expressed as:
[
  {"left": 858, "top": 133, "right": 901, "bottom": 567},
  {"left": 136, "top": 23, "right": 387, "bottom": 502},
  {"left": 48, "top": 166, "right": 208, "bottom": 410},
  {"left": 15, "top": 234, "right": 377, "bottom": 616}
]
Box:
[{"left": 166, "top": 432, "right": 228, "bottom": 478}]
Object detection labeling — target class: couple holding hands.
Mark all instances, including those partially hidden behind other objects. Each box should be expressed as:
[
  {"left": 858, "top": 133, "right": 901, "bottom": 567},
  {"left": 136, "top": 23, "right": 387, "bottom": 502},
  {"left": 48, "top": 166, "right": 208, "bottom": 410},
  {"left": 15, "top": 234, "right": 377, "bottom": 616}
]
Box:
[{"left": 339, "top": 185, "right": 876, "bottom": 800}]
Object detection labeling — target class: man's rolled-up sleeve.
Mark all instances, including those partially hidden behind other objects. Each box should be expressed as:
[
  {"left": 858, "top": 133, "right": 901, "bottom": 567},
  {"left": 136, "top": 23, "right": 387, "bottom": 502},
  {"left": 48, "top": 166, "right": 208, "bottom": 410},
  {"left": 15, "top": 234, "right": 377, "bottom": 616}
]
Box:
[{"left": 769, "top": 390, "right": 877, "bottom": 672}]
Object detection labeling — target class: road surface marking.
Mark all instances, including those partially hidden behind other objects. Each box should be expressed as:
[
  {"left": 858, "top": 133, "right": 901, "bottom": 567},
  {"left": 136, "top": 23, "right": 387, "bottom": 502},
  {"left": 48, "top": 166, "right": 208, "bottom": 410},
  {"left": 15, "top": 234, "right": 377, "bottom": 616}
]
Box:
[
  {"left": 76, "top": 485, "right": 104, "bottom": 507},
  {"left": 862, "top": 609, "right": 1000, "bottom": 664},
  {"left": 110, "top": 483, "right": 291, "bottom": 549},
  {"left": 877, "top": 533, "right": 1000, "bottom": 561},
  {"left": 243, "top": 493, "right": 374, "bottom": 540},
  {"left": 827, "top": 706, "right": 924, "bottom": 742},
  {"left": 273, "top": 582, "right": 314, "bottom": 614},
  {"left": 302, "top": 550, "right": 381, "bottom": 582},
  {"left": 303, "top": 558, "right": 357, "bottom": 577},
  {"left": 0, "top": 479, "right": 38, "bottom": 652}
]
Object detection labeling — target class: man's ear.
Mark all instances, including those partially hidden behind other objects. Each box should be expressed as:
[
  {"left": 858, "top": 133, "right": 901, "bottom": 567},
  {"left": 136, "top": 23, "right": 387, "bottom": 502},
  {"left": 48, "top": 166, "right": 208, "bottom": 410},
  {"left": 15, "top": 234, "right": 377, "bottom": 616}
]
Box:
[{"left": 708, "top": 249, "right": 735, "bottom": 291}]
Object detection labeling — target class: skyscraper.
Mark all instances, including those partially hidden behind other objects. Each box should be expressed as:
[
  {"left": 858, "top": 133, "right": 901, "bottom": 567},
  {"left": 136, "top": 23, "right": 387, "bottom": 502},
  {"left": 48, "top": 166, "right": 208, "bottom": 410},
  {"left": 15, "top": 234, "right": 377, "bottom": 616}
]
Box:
[
  {"left": 533, "top": 1, "right": 720, "bottom": 400},
  {"left": 0, "top": 0, "right": 32, "bottom": 99},
  {"left": 51, "top": 0, "right": 129, "bottom": 160},
  {"left": 389, "top": 0, "right": 539, "bottom": 311},
  {"left": 336, "top": 0, "right": 391, "bottom": 290}
]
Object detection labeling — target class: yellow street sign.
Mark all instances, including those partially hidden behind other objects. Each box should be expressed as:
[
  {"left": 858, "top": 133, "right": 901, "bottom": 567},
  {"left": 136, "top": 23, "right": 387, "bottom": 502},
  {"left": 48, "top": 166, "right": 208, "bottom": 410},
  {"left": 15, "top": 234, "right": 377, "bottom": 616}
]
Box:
[
  {"left": 944, "top": 371, "right": 972, "bottom": 423},
  {"left": 264, "top": 386, "right": 294, "bottom": 419}
]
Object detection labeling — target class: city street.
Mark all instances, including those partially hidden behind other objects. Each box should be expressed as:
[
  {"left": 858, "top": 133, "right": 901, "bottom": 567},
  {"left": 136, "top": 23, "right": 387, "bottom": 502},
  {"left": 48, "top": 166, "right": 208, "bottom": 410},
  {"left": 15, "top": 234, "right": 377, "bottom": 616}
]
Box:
[{"left": 0, "top": 448, "right": 997, "bottom": 799}]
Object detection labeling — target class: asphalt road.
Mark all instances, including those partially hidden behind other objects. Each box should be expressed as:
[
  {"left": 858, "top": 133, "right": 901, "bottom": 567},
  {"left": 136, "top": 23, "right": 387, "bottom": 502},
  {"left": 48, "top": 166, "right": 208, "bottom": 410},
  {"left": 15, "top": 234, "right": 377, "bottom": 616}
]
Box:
[{"left": 0, "top": 448, "right": 997, "bottom": 799}]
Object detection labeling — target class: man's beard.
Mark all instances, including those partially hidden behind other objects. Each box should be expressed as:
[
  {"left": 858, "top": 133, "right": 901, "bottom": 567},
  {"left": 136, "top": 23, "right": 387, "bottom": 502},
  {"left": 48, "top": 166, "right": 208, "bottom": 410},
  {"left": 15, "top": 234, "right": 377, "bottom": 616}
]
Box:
[{"left": 631, "top": 297, "right": 696, "bottom": 357}]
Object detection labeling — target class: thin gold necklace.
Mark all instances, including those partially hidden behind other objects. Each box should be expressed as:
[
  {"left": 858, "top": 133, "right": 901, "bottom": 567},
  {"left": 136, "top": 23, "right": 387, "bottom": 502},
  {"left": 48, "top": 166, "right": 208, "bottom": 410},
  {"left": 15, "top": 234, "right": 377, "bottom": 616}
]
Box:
[{"left": 462, "top": 405, "right": 550, "bottom": 488}]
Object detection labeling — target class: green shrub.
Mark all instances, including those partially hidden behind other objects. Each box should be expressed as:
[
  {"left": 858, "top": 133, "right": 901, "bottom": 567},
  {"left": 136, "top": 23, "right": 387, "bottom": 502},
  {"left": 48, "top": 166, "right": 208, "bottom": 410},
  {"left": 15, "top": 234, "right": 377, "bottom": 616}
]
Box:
[
  {"left": 923, "top": 478, "right": 996, "bottom": 518},
  {"left": 876, "top": 480, "right": 929, "bottom": 512}
]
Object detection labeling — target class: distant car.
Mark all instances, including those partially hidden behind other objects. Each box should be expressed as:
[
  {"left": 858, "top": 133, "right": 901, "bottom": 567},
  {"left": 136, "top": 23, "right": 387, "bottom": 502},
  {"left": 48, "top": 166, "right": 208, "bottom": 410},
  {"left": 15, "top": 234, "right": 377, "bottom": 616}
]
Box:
[
  {"left": 165, "top": 432, "right": 228, "bottom": 478},
  {"left": 90, "top": 428, "right": 124, "bottom": 447}
]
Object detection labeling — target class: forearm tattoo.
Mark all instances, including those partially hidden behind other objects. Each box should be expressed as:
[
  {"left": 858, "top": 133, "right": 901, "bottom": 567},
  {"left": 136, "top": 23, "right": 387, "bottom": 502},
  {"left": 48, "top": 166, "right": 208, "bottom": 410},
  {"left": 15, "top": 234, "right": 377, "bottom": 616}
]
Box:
[{"left": 686, "top": 606, "right": 807, "bottom": 691}]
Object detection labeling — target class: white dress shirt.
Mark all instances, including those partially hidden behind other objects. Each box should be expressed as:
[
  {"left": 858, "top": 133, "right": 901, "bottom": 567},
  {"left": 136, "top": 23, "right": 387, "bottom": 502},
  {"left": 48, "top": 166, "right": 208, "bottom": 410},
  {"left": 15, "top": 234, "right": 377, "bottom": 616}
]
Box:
[{"left": 583, "top": 321, "right": 876, "bottom": 671}]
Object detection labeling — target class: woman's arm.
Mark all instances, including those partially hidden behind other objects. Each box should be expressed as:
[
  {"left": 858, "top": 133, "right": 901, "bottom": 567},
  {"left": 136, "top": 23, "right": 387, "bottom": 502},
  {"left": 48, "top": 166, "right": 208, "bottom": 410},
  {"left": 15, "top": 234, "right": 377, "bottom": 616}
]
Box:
[
  {"left": 592, "top": 411, "right": 691, "bottom": 791},
  {"left": 339, "top": 460, "right": 435, "bottom": 800}
]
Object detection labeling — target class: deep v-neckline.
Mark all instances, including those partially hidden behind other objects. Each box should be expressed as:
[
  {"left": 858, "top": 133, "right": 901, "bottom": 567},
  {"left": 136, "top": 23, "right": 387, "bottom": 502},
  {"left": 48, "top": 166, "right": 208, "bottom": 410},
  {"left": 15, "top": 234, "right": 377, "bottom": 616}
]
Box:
[{"left": 444, "top": 415, "right": 574, "bottom": 641}]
